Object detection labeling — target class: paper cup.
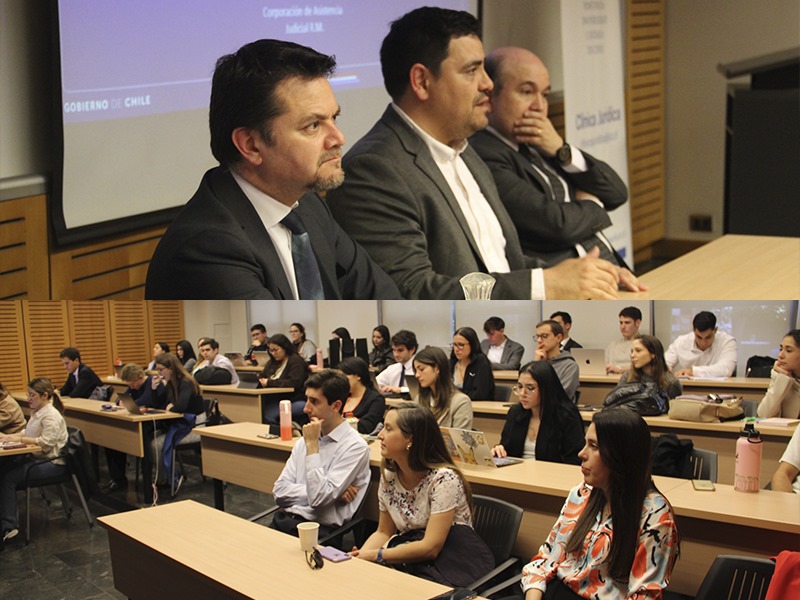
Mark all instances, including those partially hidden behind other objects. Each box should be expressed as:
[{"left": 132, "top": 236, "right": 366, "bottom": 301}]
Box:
[{"left": 297, "top": 522, "right": 320, "bottom": 552}]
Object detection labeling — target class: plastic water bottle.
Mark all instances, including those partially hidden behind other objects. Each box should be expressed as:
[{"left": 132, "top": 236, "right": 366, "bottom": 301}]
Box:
[
  {"left": 734, "top": 421, "right": 762, "bottom": 493},
  {"left": 279, "top": 400, "right": 293, "bottom": 441},
  {"left": 316, "top": 348, "right": 324, "bottom": 369}
]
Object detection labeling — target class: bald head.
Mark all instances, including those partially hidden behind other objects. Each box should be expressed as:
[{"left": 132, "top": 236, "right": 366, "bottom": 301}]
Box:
[{"left": 485, "top": 46, "right": 551, "bottom": 140}]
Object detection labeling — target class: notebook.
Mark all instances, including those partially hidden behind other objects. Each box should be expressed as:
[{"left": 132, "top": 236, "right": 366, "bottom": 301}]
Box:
[
  {"left": 570, "top": 348, "right": 607, "bottom": 376},
  {"left": 439, "top": 427, "right": 523, "bottom": 468},
  {"left": 118, "top": 393, "right": 165, "bottom": 415}
]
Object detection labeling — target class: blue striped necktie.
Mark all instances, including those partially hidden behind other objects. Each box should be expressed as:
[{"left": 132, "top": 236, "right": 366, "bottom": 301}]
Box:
[{"left": 280, "top": 211, "right": 324, "bottom": 299}]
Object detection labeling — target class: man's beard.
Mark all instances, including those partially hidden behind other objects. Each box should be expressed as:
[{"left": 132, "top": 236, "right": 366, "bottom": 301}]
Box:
[{"left": 311, "top": 150, "right": 345, "bottom": 192}]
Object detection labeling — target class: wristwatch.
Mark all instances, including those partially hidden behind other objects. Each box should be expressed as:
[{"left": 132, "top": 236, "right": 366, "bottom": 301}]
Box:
[
  {"left": 376, "top": 547, "right": 385, "bottom": 565},
  {"left": 556, "top": 142, "right": 572, "bottom": 166}
]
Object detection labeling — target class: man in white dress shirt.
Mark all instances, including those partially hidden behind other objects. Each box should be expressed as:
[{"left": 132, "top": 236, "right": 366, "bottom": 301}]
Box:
[
  {"left": 665, "top": 311, "right": 738, "bottom": 378},
  {"left": 376, "top": 330, "right": 419, "bottom": 395}
]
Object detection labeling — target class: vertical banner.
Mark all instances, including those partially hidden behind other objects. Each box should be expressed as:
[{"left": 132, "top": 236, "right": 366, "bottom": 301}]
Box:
[{"left": 560, "top": 0, "right": 633, "bottom": 263}]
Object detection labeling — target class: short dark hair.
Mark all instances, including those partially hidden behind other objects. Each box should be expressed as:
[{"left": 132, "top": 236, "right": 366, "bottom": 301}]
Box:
[
  {"left": 250, "top": 324, "right": 267, "bottom": 334},
  {"left": 60, "top": 347, "right": 81, "bottom": 361},
  {"left": 483, "top": 316, "right": 505, "bottom": 333},
  {"left": 209, "top": 39, "right": 336, "bottom": 166},
  {"left": 380, "top": 7, "right": 480, "bottom": 101},
  {"left": 550, "top": 311, "right": 572, "bottom": 325},
  {"left": 536, "top": 319, "right": 563, "bottom": 337},
  {"left": 619, "top": 306, "right": 642, "bottom": 321},
  {"left": 391, "top": 329, "right": 418, "bottom": 352},
  {"left": 338, "top": 356, "right": 374, "bottom": 389},
  {"left": 268, "top": 333, "right": 297, "bottom": 356},
  {"left": 305, "top": 369, "right": 350, "bottom": 410},
  {"left": 692, "top": 311, "right": 717, "bottom": 332},
  {"left": 200, "top": 338, "right": 220, "bottom": 351}
]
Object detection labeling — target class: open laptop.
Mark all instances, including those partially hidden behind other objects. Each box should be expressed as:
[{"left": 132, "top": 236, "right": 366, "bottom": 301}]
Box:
[
  {"left": 440, "top": 427, "right": 523, "bottom": 468},
  {"left": 252, "top": 351, "right": 270, "bottom": 367},
  {"left": 224, "top": 352, "right": 247, "bottom": 366},
  {"left": 571, "top": 349, "right": 607, "bottom": 376},
  {"left": 118, "top": 393, "right": 165, "bottom": 415},
  {"left": 238, "top": 371, "right": 260, "bottom": 389}
]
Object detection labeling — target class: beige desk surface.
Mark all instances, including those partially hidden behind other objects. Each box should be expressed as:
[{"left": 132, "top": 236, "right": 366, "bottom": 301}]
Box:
[
  {"left": 0, "top": 443, "right": 41, "bottom": 457},
  {"left": 621, "top": 234, "right": 800, "bottom": 299},
  {"left": 99, "top": 500, "right": 454, "bottom": 600}
]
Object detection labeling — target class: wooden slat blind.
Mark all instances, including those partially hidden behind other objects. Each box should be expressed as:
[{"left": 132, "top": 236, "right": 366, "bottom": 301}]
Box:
[
  {"left": 626, "top": 0, "right": 666, "bottom": 257},
  {"left": 147, "top": 301, "right": 186, "bottom": 353},
  {"left": 67, "top": 301, "right": 114, "bottom": 378},
  {"left": 22, "top": 301, "right": 71, "bottom": 385},
  {"left": 0, "top": 301, "right": 28, "bottom": 391},
  {"left": 108, "top": 302, "right": 153, "bottom": 367}
]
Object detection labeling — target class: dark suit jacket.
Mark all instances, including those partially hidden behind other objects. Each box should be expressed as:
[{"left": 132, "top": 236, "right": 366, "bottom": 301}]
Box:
[
  {"left": 450, "top": 354, "right": 495, "bottom": 401},
  {"left": 60, "top": 363, "right": 102, "bottom": 398},
  {"left": 499, "top": 402, "right": 584, "bottom": 465},
  {"left": 562, "top": 338, "right": 583, "bottom": 353},
  {"left": 327, "top": 106, "right": 541, "bottom": 299},
  {"left": 480, "top": 337, "right": 525, "bottom": 371},
  {"left": 145, "top": 167, "right": 401, "bottom": 299},
  {"left": 469, "top": 130, "right": 628, "bottom": 264},
  {"left": 349, "top": 387, "right": 386, "bottom": 435}
]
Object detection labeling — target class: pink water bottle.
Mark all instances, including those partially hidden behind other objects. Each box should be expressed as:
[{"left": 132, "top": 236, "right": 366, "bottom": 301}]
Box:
[
  {"left": 279, "top": 400, "right": 292, "bottom": 441},
  {"left": 734, "top": 422, "right": 762, "bottom": 493},
  {"left": 316, "top": 348, "right": 323, "bottom": 369}
]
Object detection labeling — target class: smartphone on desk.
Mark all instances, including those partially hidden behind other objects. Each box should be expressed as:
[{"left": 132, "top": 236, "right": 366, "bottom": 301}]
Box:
[
  {"left": 317, "top": 545, "right": 351, "bottom": 562},
  {"left": 257, "top": 432, "right": 279, "bottom": 440},
  {"left": 692, "top": 479, "right": 715, "bottom": 491}
]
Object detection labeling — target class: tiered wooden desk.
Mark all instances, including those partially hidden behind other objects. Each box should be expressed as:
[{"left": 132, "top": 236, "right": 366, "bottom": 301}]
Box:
[
  {"left": 98, "top": 500, "right": 456, "bottom": 600},
  {"left": 0, "top": 443, "right": 41, "bottom": 457},
  {"left": 197, "top": 423, "right": 800, "bottom": 597}
]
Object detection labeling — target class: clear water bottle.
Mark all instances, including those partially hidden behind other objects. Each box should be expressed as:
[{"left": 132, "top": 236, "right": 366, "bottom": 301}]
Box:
[{"left": 734, "top": 421, "right": 762, "bottom": 493}]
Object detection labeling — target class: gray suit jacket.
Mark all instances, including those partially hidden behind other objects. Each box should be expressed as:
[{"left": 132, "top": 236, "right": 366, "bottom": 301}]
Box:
[
  {"left": 327, "top": 106, "right": 539, "bottom": 299},
  {"left": 480, "top": 337, "right": 525, "bottom": 371},
  {"left": 470, "top": 129, "right": 627, "bottom": 265},
  {"left": 146, "top": 167, "right": 400, "bottom": 299}
]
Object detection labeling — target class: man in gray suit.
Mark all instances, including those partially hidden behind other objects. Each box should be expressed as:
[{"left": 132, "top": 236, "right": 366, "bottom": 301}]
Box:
[
  {"left": 328, "top": 7, "right": 641, "bottom": 300},
  {"left": 480, "top": 316, "right": 525, "bottom": 371}
]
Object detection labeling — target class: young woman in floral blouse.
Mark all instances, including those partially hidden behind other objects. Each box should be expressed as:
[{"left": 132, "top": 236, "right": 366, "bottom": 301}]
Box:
[{"left": 520, "top": 407, "right": 679, "bottom": 599}]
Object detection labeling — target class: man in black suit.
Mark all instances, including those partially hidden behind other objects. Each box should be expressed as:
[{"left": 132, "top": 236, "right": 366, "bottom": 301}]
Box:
[
  {"left": 327, "top": 7, "right": 643, "bottom": 300},
  {"left": 145, "top": 39, "right": 400, "bottom": 300},
  {"left": 550, "top": 311, "right": 583, "bottom": 353},
  {"left": 59, "top": 347, "right": 102, "bottom": 398}
]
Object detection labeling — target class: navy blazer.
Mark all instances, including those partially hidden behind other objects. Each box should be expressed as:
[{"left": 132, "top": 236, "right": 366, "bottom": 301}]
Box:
[{"left": 146, "top": 167, "right": 401, "bottom": 299}]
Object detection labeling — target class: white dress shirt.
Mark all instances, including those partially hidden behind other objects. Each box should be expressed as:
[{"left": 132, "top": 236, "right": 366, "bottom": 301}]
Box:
[
  {"left": 486, "top": 340, "right": 506, "bottom": 365},
  {"left": 376, "top": 358, "right": 415, "bottom": 391},
  {"left": 664, "top": 331, "right": 738, "bottom": 377}
]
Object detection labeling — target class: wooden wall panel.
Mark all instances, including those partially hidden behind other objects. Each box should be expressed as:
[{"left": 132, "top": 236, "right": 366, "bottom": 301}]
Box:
[
  {"left": 0, "top": 301, "right": 28, "bottom": 391},
  {"left": 0, "top": 195, "right": 49, "bottom": 299},
  {"left": 108, "top": 301, "right": 155, "bottom": 367},
  {"left": 22, "top": 301, "right": 70, "bottom": 385},
  {"left": 147, "top": 301, "right": 185, "bottom": 353},
  {"left": 626, "top": 0, "right": 666, "bottom": 255},
  {"left": 67, "top": 301, "right": 114, "bottom": 379}
]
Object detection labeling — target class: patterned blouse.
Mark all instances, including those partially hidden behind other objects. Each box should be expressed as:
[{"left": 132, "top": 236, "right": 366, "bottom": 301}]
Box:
[
  {"left": 522, "top": 483, "right": 679, "bottom": 599},
  {"left": 378, "top": 467, "right": 472, "bottom": 533}
]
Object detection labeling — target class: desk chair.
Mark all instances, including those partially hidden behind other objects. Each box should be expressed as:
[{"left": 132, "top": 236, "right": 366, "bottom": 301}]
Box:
[
  {"left": 689, "top": 447, "right": 719, "bottom": 482},
  {"left": 492, "top": 386, "right": 511, "bottom": 402},
  {"left": 467, "top": 495, "right": 524, "bottom": 594},
  {"left": 169, "top": 397, "right": 217, "bottom": 497},
  {"left": 17, "top": 427, "right": 95, "bottom": 543},
  {"left": 694, "top": 555, "right": 774, "bottom": 600}
]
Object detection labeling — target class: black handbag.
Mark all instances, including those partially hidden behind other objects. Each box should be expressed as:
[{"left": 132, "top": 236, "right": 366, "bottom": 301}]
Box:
[
  {"left": 603, "top": 381, "right": 669, "bottom": 416},
  {"left": 204, "top": 399, "right": 232, "bottom": 426}
]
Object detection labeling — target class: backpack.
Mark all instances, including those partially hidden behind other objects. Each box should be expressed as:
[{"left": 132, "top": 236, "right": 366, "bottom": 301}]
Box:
[
  {"left": 194, "top": 366, "right": 233, "bottom": 385},
  {"left": 650, "top": 433, "right": 694, "bottom": 479},
  {"left": 745, "top": 355, "right": 776, "bottom": 378}
]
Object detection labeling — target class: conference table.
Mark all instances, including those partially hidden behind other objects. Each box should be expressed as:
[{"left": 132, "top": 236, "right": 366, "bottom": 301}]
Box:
[
  {"left": 98, "top": 500, "right": 457, "bottom": 600},
  {"left": 196, "top": 422, "right": 800, "bottom": 597},
  {"left": 620, "top": 234, "right": 800, "bottom": 299},
  {"left": 60, "top": 397, "right": 182, "bottom": 504}
]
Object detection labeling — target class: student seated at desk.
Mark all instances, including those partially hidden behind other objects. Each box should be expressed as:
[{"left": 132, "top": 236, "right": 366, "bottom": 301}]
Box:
[
  {"left": 368, "top": 325, "right": 395, "bottom": 373},
  {"left": 414, "top": 347, "right": 473, "bottom": 430},
  {"left": 150, "top": 354, "right": 204, "bottom": 493},
  {"left": 0, "top": 383, "right": 25, "bottom": 435},
  {"left": 289, "top": 322, "right": 317, "bottom": 363},
  {"left": 450, "top": 326, "right": 495, "bottom": 401},
  {"left": 258, "top": 334, "right": 309, "bottom": 425},
  {"left": 175, "top": 340, "right": 197, "bottom": 372},
  {"left": 757, "top": 329, "right": 800, "bottom": 419},
  {"left": 337, "top": 357, "right": 386, "bottom": 434},
  {"left": 147, "top": 342, "right": 169, "bottom": 371},
  {"left": 771, "top": 423, "right": 800, "bottom": 494},
  {"left": 0, "top": 378, "right": 68, "bottom": 549},
  {"left": 515, "top": 408, "right": 679, "bottom": 600},
  {"left": 491, "top": 361, "right": 583, "bottom": 464},
  {"left": 615, "top": 335, "right": 683, "bottom": 400},
  {"left": 350, "top": 403, "right": 494, "bottom": 588},
  {"left": 58, "top": 346, "right": 102, "bottom": 399}
]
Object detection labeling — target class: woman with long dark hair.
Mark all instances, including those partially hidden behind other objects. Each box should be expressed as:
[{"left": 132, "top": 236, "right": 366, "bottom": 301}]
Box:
[
  {"left": 519, "top": 408, "right": 679, "bottom": 599},
  {"left": 331, "top": 327, "right": 352, "bottom": 341},
  {"left": 414, "top": 347, "right": 472, "bottom": 429},
  {"left": 368, "top": 325, "right": 395, "bottom": 373},
  {"left": 0, "top": 378, "right": 68, "bottom": 547},
  {"left": 620, "top": 335, "right": 682, "bottom": 398},
  {"left": 757, "top": 329, "right": 800, "bottom": 419},
  {"left": 258, "top": 333, "right": 309, "bottom": 424},
  {"left": 338, "top": 357, "right": 386, "bottom": 434},
  {"left": 492, "top": 361, "right": 584, "bottom": 464},
  {"left": 289, "top": 322, "right": 317, "bottom": 362},
  {"left": 147, "top": 341, "right": 170, "bottom": 371},
  {"left": 174, "top": 340, "right": 197, "bottom": 372},
  {"left": 350, "top": 403, "right": 493, "bottom": 587},
  {"left": 449, "top": 326, "right": 495, "bottom": 400}
]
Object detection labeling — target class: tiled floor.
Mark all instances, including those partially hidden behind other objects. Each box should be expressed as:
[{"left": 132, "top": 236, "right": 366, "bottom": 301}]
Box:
[{"left": 0, "top": 456, "right": 275, "bottom": 600}]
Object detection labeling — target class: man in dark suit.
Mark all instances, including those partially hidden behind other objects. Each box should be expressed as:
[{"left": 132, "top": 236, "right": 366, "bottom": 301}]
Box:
[
  {"left": 59, "top": 347, "right": 102, "bottom": 398},
  {"left": 146, "top": 40, "right": 400, "bottom": 300},
  {"left": 550, "top": 311, "right": 583, "bottom": 353},
  {"left": 471, "top": 46, "right": 637, "bottom": 277},
  {"left": 327, "top": 7, "right": 642, "bottom": 300},
  {"left": 480, "top": 316, "right": 525, "bottom": 371}
]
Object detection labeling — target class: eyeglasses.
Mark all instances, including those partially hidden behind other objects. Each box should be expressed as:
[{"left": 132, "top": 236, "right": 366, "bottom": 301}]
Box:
[
  {"left": 511, "top": 383, "right": 536, "bottom": 395},
  {"left": 305, "top": 549, "right": 324, "bottom": 570},
  {"left": 452, "top": 342, "right": 468, "bottom": 349},
  {"left": 534, "top": 333, "right": 551, "bottom": 341}
]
